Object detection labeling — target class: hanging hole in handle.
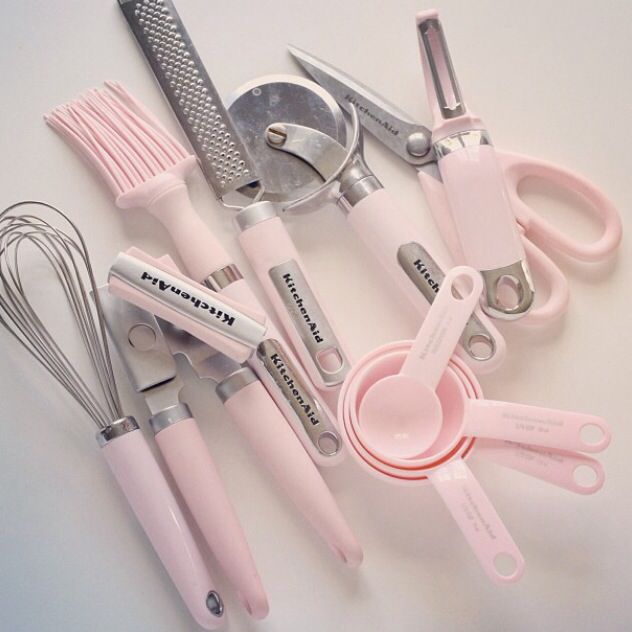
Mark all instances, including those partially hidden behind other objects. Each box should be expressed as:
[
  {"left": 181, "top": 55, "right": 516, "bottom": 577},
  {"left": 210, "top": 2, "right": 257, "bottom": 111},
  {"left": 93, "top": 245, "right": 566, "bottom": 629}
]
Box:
[
  {"left": 450, "top": 271, "right": 476, "bottom": 300},
  {"left": 493, "top": 552, "right": 519, "bottom": 578},
  {"left": 494, "top": 275, "right": 525, "bottom": 311},
  {"left": 205, "top": 591, "right": 224, "bottom": 617},
  {"left": 466, "top": 333, "right": 495, "bottom": 361},
  {"left": 573, "top": 464, "right": 599, "bottom": 489},
  {"left": 580, "top": 423, "right": 606, "bottom": 447},
  {"left": 316, "top": 347, "right": 344, "bottom": 374},
  {"left": 317, "top": 430, "right": 341, "bottom": 456}
]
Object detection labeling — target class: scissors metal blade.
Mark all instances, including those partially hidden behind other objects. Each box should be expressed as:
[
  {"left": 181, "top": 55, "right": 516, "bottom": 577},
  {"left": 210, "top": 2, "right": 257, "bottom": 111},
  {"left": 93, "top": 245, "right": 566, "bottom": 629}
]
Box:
[{"left": 287, "top": 44, "right": 434, "bottom": 166}]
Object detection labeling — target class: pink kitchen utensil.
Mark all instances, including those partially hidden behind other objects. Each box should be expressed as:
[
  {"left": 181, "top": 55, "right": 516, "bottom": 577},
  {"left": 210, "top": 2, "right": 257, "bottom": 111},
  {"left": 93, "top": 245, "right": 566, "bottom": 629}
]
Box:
[{"left": 358, "top": 266, "right": 483, "bottom": 459}]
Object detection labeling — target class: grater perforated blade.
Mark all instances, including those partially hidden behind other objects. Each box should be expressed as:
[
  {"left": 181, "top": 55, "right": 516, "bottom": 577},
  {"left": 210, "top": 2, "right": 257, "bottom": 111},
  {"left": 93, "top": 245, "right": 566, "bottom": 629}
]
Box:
[{"left": 118, "top": 0, "right": 259, "bottom": 196}]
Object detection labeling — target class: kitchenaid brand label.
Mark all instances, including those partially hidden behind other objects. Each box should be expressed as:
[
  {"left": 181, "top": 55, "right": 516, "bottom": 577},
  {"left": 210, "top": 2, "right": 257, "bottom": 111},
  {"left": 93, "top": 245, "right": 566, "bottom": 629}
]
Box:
[
  {"left": 344, "top": 94, "right": 400, "bottom": 136},
  {"left": 269, "top": 260, "right": 347, "bottom": 386},
  {"left": 397, "top": 242, "right": 444, "bottom": 302}
]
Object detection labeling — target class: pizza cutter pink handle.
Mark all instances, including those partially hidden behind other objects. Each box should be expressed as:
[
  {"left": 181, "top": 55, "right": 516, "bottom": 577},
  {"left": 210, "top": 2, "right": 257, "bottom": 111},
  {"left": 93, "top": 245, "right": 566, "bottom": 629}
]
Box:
[
  {"left": 401, "top": 265, "right": 483, "bottom": 389},
  {"left": 464, "top": 400, "right": 610, "bottom": 453},
  {"left": 474, "top": 439, "right": 605, "bottom": 495},
  {"left": 154, "top": 415, "right": 269, "bottom": 619},
  {"left": 347, "top": 188, "right": 505, "bottom": 372},
  {"left": 145, "top": 180, "right": 235, "bottom": 283},
  {"left": 428, "top": 459, "right": 524, "bottom": 584},
  {"left": 237, "top": 210, "right": 349, "bottom": 390},
  {"left": 499, "top": 151, "right": 622, "bottom": 262},
  {"left": 101, "top": 427, "right": 224, "bottom": 629},
  {"left": 223, "top": 380, "right": 363, "bottom": 567}
]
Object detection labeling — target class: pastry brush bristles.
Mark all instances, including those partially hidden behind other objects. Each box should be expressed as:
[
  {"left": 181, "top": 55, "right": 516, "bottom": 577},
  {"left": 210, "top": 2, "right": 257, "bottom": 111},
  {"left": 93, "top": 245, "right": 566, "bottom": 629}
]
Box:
[{"left": 45, "top": 82, "right": 191, "bottom": 198}]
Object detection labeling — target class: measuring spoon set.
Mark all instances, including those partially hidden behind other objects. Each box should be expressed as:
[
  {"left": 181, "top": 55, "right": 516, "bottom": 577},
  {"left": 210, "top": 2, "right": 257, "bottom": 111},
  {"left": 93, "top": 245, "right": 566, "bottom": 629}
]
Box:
[{"left": 18, "top": 0, "right": 619, "bottom": 625}]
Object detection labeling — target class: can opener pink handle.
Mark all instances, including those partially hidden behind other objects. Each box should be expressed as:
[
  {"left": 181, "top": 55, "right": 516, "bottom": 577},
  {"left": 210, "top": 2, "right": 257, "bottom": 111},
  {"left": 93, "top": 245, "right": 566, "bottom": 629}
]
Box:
[{"left": 99, "top": 420, "right": 224, "bottom": 629}]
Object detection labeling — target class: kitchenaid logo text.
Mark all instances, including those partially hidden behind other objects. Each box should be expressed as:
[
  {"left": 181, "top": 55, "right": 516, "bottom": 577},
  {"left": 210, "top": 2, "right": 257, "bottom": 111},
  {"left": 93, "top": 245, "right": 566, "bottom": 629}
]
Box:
[
  {"left": 140, "top": 271, "right": 235, "bottom": 326},
  {"left": 413, "top": 259, "right": 440, "bottom": 293},
  {"left": 281, "top": 272, "right": 324, "bottom": 344},
  {"left": 269, "top": 352, "right": 321, "bottom": 426},
  {"left": 344, "top": 94, "right": 399, "bottom": 136}
]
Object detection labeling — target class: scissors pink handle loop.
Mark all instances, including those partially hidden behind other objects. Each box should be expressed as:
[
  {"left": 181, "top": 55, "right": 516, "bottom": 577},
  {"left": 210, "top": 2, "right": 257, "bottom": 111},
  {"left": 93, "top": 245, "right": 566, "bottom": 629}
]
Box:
[
  {"left": 498, "top": 151, "right": 622, "bottom": 262},
  {"left": 520, "top": 235, "right": 569, "bottom": 323}
]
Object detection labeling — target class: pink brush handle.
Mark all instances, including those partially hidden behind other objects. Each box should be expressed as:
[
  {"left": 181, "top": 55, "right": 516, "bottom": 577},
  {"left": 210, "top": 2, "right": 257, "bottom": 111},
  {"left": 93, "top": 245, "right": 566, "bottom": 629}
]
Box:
[
  {"left": 237, "top": 212, "right": 349, "bottom": 391},
  {"left": 101, "top": 426, "right": 223, "bottom": 629},
  {"left": 465, "top": 400, "right": 610, "bottom": 454},
  {"left": 428, "top": 459, "right": 524, "bottom": 584},
  {"left": 474, "top": 439, "right": 605, "bottom": 495},
  {"left": 347, "top": 188, "right": 505, "bottom": 373},
  {"left": 223, "top": 380, "right": 362, "bottom": 567},
  {"left": 145, "top": 182, "right": 233, "bottom": 283},
  {"left": 153, "top": 415, "right": 268, "bottom": 619},
  {"left": 500, "top": 151, "right": 622, "bottom": 262}
]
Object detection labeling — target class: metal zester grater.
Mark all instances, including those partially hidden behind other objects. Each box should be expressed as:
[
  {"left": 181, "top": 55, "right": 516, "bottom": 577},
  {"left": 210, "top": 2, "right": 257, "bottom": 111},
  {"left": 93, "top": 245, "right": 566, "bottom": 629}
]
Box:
[{"left": 118, "top": 0, "right": 259, "bottom": 195}]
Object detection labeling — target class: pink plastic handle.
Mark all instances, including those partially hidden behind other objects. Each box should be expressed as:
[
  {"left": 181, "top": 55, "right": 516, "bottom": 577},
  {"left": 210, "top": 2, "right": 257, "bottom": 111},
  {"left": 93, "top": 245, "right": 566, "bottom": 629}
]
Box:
[
  {"left": 237, "top": 213, "right": 349, "bottom": 391},
  {"left": 100, "top": 428, "right": 224, "bottom": 629},
  {"left": 428, "top": 459, "right": 524, "bottom": 584},
  {"left": 223, "top": 380, "right": 363, "bottom": 567},
  {"left": 402, "top": 266, "right": 483, "bottom": 389},
  {"left": 347, "top": 188, "right": 505, "bottom": 373},
  {"left": 474, "top": 439, "right": 605, "bottom": 495},
  {"left": 154, "top": 417, "right": 269, "bottom": 619},
  {"left": 499, "top": 151, "right": 623, "bottom": 262},
  {"left": 465, "top": 400, "right": 610, "bottom": 454},
  {"left": 144, "top": 180, "right": 233, "bottom": 283}
]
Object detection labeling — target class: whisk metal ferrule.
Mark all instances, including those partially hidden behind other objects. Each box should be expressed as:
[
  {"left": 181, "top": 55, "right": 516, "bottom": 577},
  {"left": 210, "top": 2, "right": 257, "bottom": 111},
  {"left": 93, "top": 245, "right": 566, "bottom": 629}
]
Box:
[{"left": 96, "top": 416, "right": 139, "bottom": 447}]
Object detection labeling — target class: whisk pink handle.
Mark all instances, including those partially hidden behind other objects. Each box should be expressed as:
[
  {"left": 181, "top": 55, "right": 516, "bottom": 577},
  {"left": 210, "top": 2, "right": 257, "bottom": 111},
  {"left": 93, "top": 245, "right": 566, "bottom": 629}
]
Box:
[
  {"left": 474, "top": 439, "right": 605, "bottom": 495},
  {"left": 144, "top": 179, "right": 233, "bottom": 284},
  {"left": 464, "top": 400, "right": 610, "bottom": 453},
  {"left": 428, "top": 459, "right": 524, "bottom": 584},
  {"left": 347, "top": 188, "right": 505, "bottom": 373},
  {"left": 223, "top": 380, "right": 363, "bottom": 567},
  {"left": 237, "top": 211, "right": 349, "bottom": 391},
  {"left": 153, "top": 415, "right": 269, "bottom": 619},
  {"left": 100, "top": 426, "right": 224, "bottom": 629}
]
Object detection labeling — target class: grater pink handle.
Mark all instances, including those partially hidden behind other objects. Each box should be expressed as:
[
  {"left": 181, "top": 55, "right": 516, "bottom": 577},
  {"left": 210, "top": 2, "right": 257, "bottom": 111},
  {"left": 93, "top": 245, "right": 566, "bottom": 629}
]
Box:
[
  {"left": 223, "top": 380, "right": 363, "bottom": 567},
  {"left": 237, "top": 212, "right": 349, "bottom": 391},
  {"left": 464, "top": 400, "right": 610, "bottom": 454},
  {"left": 145, "top": 181, "right": 233, "bottom": 283},
  {"left": 154, "top": 416, "right": 269, "bottom": 619},
  {"left": 100, "top": 427, "right": 224, "bottom": 629},
  {"left": 347, "top": 188, "right": 505, "bottom": 373},
  {"left": 428, "top": 459, "right": 524, "bottom": 584},
  {"left": 474, "top": 439, "right": 605, "bottom": 495}
]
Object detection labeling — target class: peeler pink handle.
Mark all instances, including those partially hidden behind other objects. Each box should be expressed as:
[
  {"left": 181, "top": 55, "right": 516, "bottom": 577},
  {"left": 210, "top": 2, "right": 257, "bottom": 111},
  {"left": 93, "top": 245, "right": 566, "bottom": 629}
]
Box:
[
  {"left": 223, "top": 379, "right": 362, "bottom": 566},
  {"left": 428, "top": 459, "right": 524, "bottom": 584},
  {"left": 153, "top": 415, "right": 269, "bottom": 619},
  {"left": 100, "top": 426, "right": 224, "bottom": 629},
  {"left": 474, "top": 439, "right": 605, "bottom": 495},
  {"left": 347, "top": 188, "right": 505, "bottom": 373},
  {"left": 237, "top": 210, "right": 349, "bottom": 390},
  {"left": 464, "top": 400, "right": 610, "bottom": 454},
  {"left": 145, "top": 180, "right": 234, "bottom": 284}
]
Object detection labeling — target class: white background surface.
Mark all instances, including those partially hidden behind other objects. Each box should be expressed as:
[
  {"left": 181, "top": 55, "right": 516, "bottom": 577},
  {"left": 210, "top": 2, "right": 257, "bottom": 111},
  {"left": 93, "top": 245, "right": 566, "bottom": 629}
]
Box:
[{"left": 1, "top": 1, "right": 631, "bottom": 630}]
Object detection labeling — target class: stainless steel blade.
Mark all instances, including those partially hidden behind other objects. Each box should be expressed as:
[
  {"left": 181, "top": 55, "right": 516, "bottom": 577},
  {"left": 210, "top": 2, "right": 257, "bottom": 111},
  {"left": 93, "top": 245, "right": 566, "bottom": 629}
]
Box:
[
  {"left": 118, "top": 0, "right": 259, "bottom": 195},
  {"left": 97, "top": 287, "right": 182, "bottom": 414},
  {"left": 288, "top": 45, "right": 434, "bottom": 166}
]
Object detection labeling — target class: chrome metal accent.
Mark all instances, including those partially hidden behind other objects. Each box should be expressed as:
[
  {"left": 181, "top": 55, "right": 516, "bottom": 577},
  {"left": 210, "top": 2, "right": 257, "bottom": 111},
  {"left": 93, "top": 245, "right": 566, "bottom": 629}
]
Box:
[
  {"left": 149, "top": 403, "right": 192, "bottom": 435},
  {"left": 397, "top": 243, "right": 496, "bottom": 361},
  {"left": 433, "top": 130, "right": 492, "bottom": 158},
  {"left": 118, "top": 0, "right": 259, "bottom": 195},
  {"left": 96, "top": 416, "right": 139, "bottom": 447},
  {"left": 406, "top": 132, "right": 432, "bottom": 158},
  {"left": 418, "top": 18, "right": 465, "bottom": 120},
  {"left": 234, "top": 201, "right": 279, "bottom": 232},
  {"left": 255, "top": 339, "right": 341, "bottom": 455},
  {"left": 108, "top": 253, "right": 266, "bottom": 349},
  {"left": 268, "top": 260, "right": 349, "bottom": 386},
  {"left": 203, "top": 265, "right": 243, "bottom": 291},
  {"left": 288, "top": 45, "right": 435, "bottom": 166},
  {"left": 215, "top": 367, "right": 258, "bottom": 403},
  {"left": 206, "top": 591, "right": 224, "bottom": 617},
  {"left": 480, "top": 260, "right": 535, "bottom": 320}
]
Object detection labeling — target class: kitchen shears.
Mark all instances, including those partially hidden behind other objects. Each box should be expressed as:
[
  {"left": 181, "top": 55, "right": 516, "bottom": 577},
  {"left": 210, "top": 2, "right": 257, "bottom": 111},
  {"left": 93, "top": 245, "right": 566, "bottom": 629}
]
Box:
[{"left": 288, "top": 10, "right": 622, "bottom": 324}]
